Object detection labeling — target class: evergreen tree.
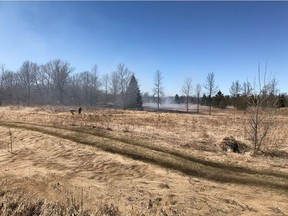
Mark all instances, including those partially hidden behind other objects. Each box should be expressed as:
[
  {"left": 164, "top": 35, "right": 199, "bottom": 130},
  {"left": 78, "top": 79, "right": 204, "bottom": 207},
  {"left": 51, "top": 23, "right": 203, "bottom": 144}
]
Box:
[
  {"left": 126, "top": 74, "right": 143, "bottom": 110},
  {"left": 277, "top": 94, "right": 286, "bottom": 108},
  {"left": 213, "top": 91, "right": 227, "bottom": 109},
  {"left": 235, "top": 95, "right": 249, "bottom": 110},
  {"left": 174, "top": 94, "right": 180, "bottom": 104},
  {"left": 201, "top": 94, "right": 208, "bottom": 106}
]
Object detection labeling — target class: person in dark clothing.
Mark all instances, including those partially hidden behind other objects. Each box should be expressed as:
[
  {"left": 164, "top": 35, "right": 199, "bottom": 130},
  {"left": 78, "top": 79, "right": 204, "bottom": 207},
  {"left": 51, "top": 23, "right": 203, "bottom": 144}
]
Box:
[{"left": 78, "top": 107, "right": 82, "bottom": 114}]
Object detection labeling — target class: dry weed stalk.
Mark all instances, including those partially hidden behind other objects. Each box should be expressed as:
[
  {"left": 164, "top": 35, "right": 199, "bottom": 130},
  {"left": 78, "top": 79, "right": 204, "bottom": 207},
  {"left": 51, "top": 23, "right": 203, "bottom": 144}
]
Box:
[
  {"left": 8, "top": 128, "right": 12, "bottom": 153},
  {"left": 261, "top": 121, "right": 286, "bottom": 154}
]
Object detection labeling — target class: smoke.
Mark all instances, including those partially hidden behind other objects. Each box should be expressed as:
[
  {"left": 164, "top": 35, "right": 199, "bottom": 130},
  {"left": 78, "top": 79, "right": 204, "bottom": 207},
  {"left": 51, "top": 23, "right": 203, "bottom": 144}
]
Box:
[
  {"left": 143, "top": 96, "right": 200, "bottom": 112},
  {"left": 162, "top": 97, "right": 174, "bottom": 106}
]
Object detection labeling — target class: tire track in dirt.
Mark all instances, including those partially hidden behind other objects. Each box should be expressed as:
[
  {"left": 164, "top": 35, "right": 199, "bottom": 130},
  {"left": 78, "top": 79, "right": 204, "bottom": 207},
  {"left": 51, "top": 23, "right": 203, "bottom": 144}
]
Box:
[{"left": 1, "top": 121, "right": 288, "bottom": 192}]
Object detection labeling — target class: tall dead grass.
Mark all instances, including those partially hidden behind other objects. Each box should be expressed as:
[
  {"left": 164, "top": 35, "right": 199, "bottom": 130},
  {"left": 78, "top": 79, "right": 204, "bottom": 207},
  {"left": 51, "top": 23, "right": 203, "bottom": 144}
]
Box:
[
  {"left": 0, "top": 190, "right": 120, "bottom": 216},
  {"left": 1, "top": 121, "right": 288, "bottom": 191}
]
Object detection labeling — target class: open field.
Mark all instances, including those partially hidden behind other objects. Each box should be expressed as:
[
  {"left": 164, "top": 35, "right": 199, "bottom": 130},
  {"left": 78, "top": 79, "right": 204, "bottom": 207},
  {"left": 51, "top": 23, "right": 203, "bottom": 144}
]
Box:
[{"left": 0, "top": 106, "right": 287, "bottom": 215}]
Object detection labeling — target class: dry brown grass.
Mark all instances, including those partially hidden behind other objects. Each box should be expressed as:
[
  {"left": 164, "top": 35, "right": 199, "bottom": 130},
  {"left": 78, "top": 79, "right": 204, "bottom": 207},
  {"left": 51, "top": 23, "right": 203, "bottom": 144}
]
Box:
[{"left": 0, "top": 106, "right": 287, "bottom": 215}]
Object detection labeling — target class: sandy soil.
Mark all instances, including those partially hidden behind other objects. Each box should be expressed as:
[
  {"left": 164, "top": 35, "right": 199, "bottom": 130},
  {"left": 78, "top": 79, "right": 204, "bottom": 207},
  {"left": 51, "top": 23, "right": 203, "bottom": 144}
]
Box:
[{"left": 0, "top": 106, "right": 287, "bottom": 215}]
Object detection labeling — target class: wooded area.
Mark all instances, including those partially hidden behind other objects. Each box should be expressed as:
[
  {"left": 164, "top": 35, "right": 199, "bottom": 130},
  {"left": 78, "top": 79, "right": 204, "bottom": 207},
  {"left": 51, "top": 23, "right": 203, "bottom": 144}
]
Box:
[{"left": 0, "top": 60, "right": 287, "bottom": 111}]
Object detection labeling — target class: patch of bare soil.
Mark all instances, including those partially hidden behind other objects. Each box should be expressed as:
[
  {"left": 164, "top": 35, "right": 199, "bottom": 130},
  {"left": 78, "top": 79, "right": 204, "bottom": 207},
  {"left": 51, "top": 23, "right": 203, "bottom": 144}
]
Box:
[{"left": 0, "top": 106, "right": 287, "bottom": 215}]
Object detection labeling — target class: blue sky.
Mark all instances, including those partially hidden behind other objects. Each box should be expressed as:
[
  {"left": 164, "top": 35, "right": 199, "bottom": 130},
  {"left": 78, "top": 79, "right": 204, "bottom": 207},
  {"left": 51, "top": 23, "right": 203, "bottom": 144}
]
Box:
[{"left": 0, "top": 1, "right": 288, "bottom": 96}]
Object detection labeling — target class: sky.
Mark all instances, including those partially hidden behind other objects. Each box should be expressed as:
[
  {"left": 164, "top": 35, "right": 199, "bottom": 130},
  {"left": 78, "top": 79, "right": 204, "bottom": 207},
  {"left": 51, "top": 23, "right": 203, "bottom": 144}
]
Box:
[{"left": 0, "top": 1, "right": 288, "bottom": 96}]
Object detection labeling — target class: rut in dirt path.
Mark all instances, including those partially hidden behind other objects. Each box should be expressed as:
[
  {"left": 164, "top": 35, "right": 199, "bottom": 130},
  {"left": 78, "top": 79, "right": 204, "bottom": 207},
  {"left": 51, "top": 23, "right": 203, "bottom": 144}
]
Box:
[{"left": 0, "top": 121, "right": 288, "bottom": 191}]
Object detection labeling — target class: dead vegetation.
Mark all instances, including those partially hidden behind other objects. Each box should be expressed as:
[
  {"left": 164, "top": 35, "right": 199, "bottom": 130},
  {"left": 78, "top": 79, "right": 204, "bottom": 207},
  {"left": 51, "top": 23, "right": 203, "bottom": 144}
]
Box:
[
  {"left": 0, "top": 188, "right": 121, "bottom": 216},
  {"left": 219, "top": 136, "right": 249, "bottom": 153},
  {"left": 0, "top": 106, "right": 287, "bottom": 215}
]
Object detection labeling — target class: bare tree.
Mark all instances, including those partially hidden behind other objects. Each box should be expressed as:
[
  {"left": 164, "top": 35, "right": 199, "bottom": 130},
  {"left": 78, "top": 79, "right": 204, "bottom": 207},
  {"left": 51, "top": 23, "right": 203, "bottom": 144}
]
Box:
[
  {"left": 39, "top": 63, "right": 54, "bottom": 104},
  {"left": 102, "top": 73, "right": 109, "bottom": 105},
  {"left": 247, "top": 64, "right": 279, "bottom": 154},
  {"left": 153, "top": 70, "right": 164, "bottom": 111},
  {"left": 31, "top": 63, "right": 44, "bottom": 101},
  {"left": 242, "top": 80, "right": 253, "bottom": 96},
  {"left": 0, "top": 64, "right": 5, "bottom": 105},
  {"left": 78, "top": 67, "right": 101, "bottom": 107},
  {"left": 19, "top": 61, "right": 38, "bottom": 105},
  {"left": 243, "top": 80, "right": 253, "bottom": 96},
  {"left": 182, "top": 77, "right": 192, "bottom": 113},
  {"left": 117, "top": 63, "right": 131, "bottom": 109},
  {"left": 109, "top": 71, "right": 120, "bottom": 104},
  {"left": 230, "top": 80, "right": 242, "bottom": 98},
  {"left": 79, "top": 71, "right": 92, "bottom": 106},
  {"left": 1, "top": 70, "right": 18, "bottom": 104},
  {"left": 50, "top": 59, "right": 73, "bottom": 104},
  {"left": 90, "top": 65, "right": 102, "bottom": 106},
  {"left": 230, "top": 80, "right": 242, "bottom": 107},
  {"left": 204, "top": 72, "right": 218, "bottom": 115},
  {"left": 69, "top": 73, "right": 82, "bottom": 105},
  {"left": 195, "top": 83, "right": 201, "bottom": 114}
]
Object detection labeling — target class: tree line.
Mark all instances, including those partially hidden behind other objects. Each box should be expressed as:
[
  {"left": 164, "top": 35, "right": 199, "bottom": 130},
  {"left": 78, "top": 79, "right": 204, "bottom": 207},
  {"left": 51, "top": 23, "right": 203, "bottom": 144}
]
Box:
[
  {"left": 0, "top": 60, "right": 143, "bottom": 110},
  {"left": 172, "top": 72, "right": 287, "bottom": 113},
  {"left": 1, "top": 60, "right": 287, "bottom": 113}
]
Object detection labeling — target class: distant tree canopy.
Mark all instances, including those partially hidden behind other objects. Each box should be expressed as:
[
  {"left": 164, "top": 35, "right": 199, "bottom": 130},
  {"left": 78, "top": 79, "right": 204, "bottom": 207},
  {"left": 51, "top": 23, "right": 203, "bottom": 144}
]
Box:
[
  {"left": 126, "top": 74, "right": 143, "bottom": 110},
  {"left": 213, "top": 91, "right": 227, "bottom": 109}
]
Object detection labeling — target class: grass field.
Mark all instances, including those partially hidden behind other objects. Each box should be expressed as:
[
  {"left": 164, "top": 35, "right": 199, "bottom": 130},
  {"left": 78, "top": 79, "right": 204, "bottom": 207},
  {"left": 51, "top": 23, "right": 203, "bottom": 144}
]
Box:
[{"left": 0, "top": 106, "right": 287, "bottom": 215}]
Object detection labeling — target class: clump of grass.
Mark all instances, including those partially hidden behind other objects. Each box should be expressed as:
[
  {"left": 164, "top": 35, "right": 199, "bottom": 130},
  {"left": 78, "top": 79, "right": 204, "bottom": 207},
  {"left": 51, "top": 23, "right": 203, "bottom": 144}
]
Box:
[{"left": 95, "top": 203, "right": 120, "bottom": 216}]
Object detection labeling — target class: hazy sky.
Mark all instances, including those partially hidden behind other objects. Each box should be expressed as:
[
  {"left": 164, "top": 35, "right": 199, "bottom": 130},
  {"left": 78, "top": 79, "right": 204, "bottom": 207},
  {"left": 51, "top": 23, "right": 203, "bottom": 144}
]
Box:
[{"left": 0, "top": 1, "right": 288, "bottom": 96}]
